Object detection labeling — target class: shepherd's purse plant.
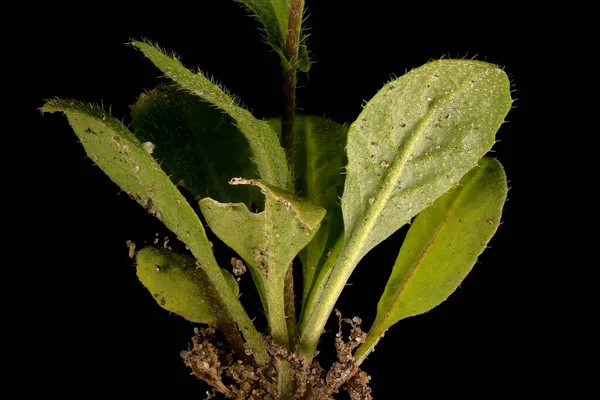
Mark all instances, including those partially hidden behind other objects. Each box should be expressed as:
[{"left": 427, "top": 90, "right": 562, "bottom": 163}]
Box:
[{"left": 41, "top": 1, "right": 514, "bottom": 398}]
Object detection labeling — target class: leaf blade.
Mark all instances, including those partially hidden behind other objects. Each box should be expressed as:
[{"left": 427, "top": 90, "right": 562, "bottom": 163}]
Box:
[
  {"left": 354, "top": 157, "right": 508, "bottom": 363},
  {"left": 132, "top": 41, "right": 292, "bottom": 190},
  {"left": 130, "top": 84, "right": 258, "bottom": 204},
  {"left": 136, "top": 247, "right": 239, "bottom": 324},
  {"left": 199, "top": 179, "right": 325, "bottom": 347},
  {"left": 343, "top": 59, "right": 512, "bottom": 261},
  {"left": 298, "top": 59, "right": 513, "bottom": 361}
]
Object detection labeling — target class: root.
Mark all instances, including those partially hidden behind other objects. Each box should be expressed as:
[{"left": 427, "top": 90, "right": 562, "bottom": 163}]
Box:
[{"left": 181, "top": 309, "right": 372, "bottom": 399}]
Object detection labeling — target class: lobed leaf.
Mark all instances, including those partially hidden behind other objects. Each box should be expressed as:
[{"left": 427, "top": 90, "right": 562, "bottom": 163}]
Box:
[
  {"left": 354, "top": 157, "right": 508, "bottom": 363},
  {"left": 136, "top": 247, "right": 239, "bottom": 324},
  {"left": 199, "top": 179, "right": 325, "bottom": 345},
  {"left": 130, "top": 84, "right": 258, "bottom": 205},
  {"left": 236, "top": 0, "right": 311, "bottom": 72},
  {"left": 132, "top": 41, "right": 291, "bottom": 191}
]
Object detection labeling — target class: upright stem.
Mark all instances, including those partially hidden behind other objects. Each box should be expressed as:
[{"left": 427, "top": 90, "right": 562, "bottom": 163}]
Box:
[
  {"left": 277, "top": 2, "right": 305, "bottom": 398},
  {"left": 281, "top": 0, "right": 305, "bottom": 176}
]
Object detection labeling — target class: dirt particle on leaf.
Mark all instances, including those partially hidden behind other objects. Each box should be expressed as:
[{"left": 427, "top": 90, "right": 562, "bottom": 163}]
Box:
[
  {"left": 143, "top": 141, "right": 155, "bottom": 154},
  {"left": 126, "top": 240, "right": 136, "bottom": 258},
  {"left": 231, "top": 257, "right": 247, "bottom": 277}
]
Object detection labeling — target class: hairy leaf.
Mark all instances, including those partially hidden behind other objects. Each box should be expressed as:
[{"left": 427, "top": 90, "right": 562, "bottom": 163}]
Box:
[
  {"left": 268, "top": 115, "right": 347, "bottom": 301},
  {"left": 298, "top": 59, "right": 512, "bottom": 360},
  {"left": 136, "top": 247, "right": 238, "bottom": 324},
  {"left": 354, "top": 157, "right": 508, "bottom": 363},
  {"left": 199, "top": 179, "right": 325, "bottom": 345},
  {"left": 42, "top": 99, "right": 270, "bottom": 364},
  {"left": 130, "top": 84, "right": 258, "bottom": 205},
  {"left": 342, "top": 59, "right": 512, "bottom": 262},
  {"left": 237, "top": 0, "right": 311, "bottom": 72},
  {"left": 132, "top": 41, "right": 291, "bottom": 191}
]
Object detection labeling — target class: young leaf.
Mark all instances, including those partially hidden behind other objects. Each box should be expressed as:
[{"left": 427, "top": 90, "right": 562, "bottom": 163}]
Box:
[
  {"left": 298, "top": 59, "right": 512, "bottom": 361},
  {"left": 136, "top": 247, "right": 239, "bottom": 324},
  {"left": 199, "top": 179, "right": 325, "bottom": 347},
  {"left": 132, "top": 41, "right": 292, "bottom": 191},
  {"left": 41, "top": 99, "right": 270, "bottom": 365},
  {"left": 354, "top": 157, "right": 508, "bottom": 364},
  {"left": 268, "top": 115, "right": 347, "bottom": 302},
  {"left": 236, "top": 0, "right": 311, "bottom": 72},
  {"left": 130, "top": 84, "right": 258, "bottom": 205}
]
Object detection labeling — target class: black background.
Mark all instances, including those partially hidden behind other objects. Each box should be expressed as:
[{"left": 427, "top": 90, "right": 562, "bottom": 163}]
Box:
[{"left": 30, "top": 1, "right": 536, "bottom": 397}]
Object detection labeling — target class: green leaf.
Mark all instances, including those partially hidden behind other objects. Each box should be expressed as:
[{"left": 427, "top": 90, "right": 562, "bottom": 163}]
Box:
[
  {"left": 342, "top": 60, "right": 512, "bottom": 261},
  {"left": 130, "top": 84, "right": 258, "bottom": 205},
  {"left": 42, "top": 99, "right": 270, "bottom": 365},
  {"left": 354, "top": 157, "right": 508, "bottom": 364},
  {"left": 298, "top": 59, "right": 513, "bottom": 361},
  {"left": 136, "top": 247, "right": 239, "bottom": 324},
  {"left": 199, "top": 179, "right": 325, "bottom": 346},
  {"left": 267, "top": 115, "right": 347, "bottom": 302},
  {"left": 132, "top": 41, "right": 292, "bottom": 191},
  {"left": 42, "top": 99, "right": 206, "bottom": 241},
  {"left": 236, "top": 0, "right": 311, "bottom": 72}
]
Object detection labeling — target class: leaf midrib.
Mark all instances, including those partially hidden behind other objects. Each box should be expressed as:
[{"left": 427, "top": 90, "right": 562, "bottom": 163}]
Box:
[
  {"left": 376, "top": 165, "right": 486, "bottom": 327},
  {"left": 346, "top": 69, "right": 485, "bottom": 261}
]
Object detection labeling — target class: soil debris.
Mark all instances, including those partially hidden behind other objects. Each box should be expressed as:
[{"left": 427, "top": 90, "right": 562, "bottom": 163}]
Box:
[
  {"left": 126, "top": 240, "right": 136, "bottom": 259},
  {"left": 231, "top": 257, "right": 247, "bottom": 277},
  {"left": 181, "top": 309, "right": 372, "bottom": 400}
]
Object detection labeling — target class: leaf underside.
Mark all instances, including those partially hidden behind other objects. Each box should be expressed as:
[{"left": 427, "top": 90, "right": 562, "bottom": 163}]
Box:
[
  {"left": 130, "top": 84, "right": 259, "bottom": 205},
  {"left": 132, "top": 41, "right": 291, "bottom": 191}
]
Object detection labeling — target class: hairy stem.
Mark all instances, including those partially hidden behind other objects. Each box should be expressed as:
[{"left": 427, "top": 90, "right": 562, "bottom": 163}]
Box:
[{"left": 281, "top": 0, "right": 305, "bottom": 176}]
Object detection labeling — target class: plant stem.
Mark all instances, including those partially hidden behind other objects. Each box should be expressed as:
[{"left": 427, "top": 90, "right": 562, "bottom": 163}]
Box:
[
  {"left": 276, "top": 2, "right": 305, "bottom": 398},
  {"left": 281, "top": 0, "right": 305, "bottom": 176}
]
